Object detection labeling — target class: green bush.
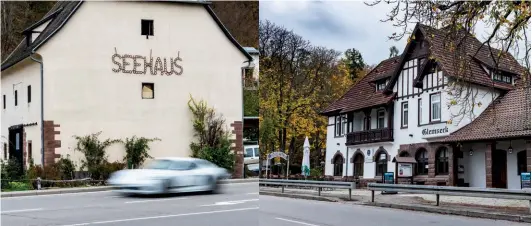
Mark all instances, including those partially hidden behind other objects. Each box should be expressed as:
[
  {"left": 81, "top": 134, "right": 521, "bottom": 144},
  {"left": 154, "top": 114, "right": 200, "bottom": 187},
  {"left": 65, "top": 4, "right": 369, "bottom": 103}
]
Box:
[
  {"left": 5, "top": 181, "right": 32, "bottom": 191},
  {"left": 100, "top": 161, "right": 126, "bottom": 180},
  {"left": 310, "top": 168, "right": 323, "bottom": 178},
  {"left": 122, "top": 136, "right": 159, "bottom": 169},
  {"left": 73, "top": 132, "right": 120, "bottom": 180},
  {"left": 56, "top": 155, "right": 76, "bottom": 180}
]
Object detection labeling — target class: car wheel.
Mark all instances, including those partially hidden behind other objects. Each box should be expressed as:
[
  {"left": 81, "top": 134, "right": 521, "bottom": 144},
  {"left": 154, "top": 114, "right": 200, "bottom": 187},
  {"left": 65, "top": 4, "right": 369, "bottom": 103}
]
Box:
[
  {"left": 161, "top": 179, "right": 171, "bottom": 194},
  {"left": 208, "top": 177, "right": 219, "bottom": 194}
]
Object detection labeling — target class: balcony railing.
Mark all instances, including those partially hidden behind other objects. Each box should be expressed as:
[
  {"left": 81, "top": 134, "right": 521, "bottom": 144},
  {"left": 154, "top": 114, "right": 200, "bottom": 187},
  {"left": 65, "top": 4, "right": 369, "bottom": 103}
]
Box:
[{"left": 346, "top": 128, "right": 393, "bottom": 145}]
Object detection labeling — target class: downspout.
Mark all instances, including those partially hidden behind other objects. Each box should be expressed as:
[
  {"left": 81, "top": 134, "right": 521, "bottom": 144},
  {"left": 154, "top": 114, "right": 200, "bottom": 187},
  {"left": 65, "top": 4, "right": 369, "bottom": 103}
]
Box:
[
  {"left": 29, "top": 51, "right": 44, "bottom": 168},
  {"left": 240, "top": 60, "right": 252, "bottom": 178}
]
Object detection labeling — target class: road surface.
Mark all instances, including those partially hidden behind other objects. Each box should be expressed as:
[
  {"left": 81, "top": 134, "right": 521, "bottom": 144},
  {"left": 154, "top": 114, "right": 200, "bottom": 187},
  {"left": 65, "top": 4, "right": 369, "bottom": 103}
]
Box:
[
  {"left": 1, "top": 182, "right": 258, "bottom": 226},
  {"left": 259, "top": 195, "right": 528, "bottom": 226}
]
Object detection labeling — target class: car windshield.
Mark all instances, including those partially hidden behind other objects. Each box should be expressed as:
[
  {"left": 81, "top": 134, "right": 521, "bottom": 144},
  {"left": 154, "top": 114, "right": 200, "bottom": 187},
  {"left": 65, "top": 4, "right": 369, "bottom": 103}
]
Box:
[
  {"left": 244, "top": 148, "right": 254, "bottom": 158},
  {"left": 143, "top": 159, "right": 173, "bottom": 170}
]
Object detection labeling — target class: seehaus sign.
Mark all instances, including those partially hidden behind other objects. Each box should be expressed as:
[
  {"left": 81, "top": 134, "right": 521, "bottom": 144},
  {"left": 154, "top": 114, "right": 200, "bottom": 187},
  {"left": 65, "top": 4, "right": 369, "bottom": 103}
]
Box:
[
  {"left": 421, "top": 126, "right": 449, "bottom": 139},
  {"left": 112, "top": 49, "right": 183, "bottom": 76}
]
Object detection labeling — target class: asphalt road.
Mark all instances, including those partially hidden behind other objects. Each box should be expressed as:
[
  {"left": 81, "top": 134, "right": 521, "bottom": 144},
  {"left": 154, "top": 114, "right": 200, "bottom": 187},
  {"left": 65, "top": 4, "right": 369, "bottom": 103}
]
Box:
[
  {"left": 259, "top": 195, "right": 528, "bottom": 226},
  {"left": 1, "top": 182, "right": 258, "bottom": 226}
]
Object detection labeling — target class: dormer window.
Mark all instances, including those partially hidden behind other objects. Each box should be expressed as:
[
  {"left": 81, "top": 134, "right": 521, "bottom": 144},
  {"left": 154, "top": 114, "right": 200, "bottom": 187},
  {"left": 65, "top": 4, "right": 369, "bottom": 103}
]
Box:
[
  {"left": 492, "top": 71, "right": 512, "bottom": 84},
  {"left": 376, "top": 79, "right": 388, "bottom": 91}
]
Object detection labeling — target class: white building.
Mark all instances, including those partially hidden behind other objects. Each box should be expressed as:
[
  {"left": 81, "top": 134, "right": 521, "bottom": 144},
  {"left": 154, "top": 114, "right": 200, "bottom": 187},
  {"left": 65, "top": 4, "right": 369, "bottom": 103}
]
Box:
[
  {"left": 321, "top": 24, "right": 530, "bottom": 189},
  {"left": 1, "top": 1, "right": 253, "bottom": 177}
]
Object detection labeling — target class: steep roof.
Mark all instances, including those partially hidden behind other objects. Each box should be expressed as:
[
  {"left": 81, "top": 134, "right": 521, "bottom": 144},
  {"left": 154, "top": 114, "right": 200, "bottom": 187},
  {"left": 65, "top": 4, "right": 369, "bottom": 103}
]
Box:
[
  {"left": 440, "top": 85, "right": 530, "bottom": 142},
  {"left": 321, "top": 56, "right": 399, "bottom": 115},
  {"left": 322, "top": 23, "right": 526, "bottom": 116},
  {"left": 1, "top": 1, "right": 252, "bottom": 72}
]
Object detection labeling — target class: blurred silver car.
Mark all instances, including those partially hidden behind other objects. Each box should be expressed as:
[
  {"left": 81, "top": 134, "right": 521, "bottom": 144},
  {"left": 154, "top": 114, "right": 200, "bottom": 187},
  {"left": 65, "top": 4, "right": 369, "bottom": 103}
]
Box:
[{"left": 107, "top": 157, "right": 231, "bottom": 195}]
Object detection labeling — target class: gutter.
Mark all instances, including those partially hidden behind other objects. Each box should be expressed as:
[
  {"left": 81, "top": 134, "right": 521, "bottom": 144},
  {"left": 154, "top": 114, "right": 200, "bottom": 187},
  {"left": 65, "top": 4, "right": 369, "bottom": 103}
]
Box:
[
  {"left": 241, "top": 60, "right": 252, "bottom": 178},
  {"left": 29, "top": 52, "right": 45, "bottom": 168}
]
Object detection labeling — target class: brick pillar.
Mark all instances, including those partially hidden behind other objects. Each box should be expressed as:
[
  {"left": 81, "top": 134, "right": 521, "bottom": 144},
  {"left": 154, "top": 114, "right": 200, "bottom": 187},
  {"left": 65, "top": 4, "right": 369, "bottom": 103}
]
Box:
[
  {"left": 43, "top": 121, "right": 61, "bottom": 167},
  {"left": 231, "top": 121, "right": 243, "bottom": 178},
  {"left": 485, "top": 142, "right": 494, "bottom": 188},
  {"left": 447, "top": 145, "right": 454, "bottom": 186},
  {"left": 527, "top": 148, "right": 531, "bottom": 173},
  {"left": 22, "top": 130, "right": 27, "bottom": 170}
]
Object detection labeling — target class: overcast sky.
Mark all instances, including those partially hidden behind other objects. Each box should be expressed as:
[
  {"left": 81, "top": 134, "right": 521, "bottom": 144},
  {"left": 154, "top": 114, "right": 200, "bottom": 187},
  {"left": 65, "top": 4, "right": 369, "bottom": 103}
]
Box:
[{"left": 259, "top": 1, "right": 525, "bottom": 66}]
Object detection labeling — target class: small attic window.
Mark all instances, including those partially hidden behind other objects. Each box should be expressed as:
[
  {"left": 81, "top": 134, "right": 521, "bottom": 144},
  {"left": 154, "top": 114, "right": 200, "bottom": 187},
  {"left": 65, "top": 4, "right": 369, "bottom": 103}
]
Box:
[
  {"left": 376, "top": 79, "right": 388, "bottom": 91},
  {"left": 493, "top": 71, "right": 512, "bottom": 84},
  {"left": 141, "top": 20, "right": 154, "bottom": 38}
]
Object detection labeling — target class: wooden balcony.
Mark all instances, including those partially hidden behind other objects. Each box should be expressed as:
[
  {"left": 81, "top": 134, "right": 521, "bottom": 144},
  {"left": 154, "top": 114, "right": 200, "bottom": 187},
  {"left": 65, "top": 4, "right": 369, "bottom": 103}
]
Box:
[{"left": 346, "top": 128, "right": 393, "bottom": 145}]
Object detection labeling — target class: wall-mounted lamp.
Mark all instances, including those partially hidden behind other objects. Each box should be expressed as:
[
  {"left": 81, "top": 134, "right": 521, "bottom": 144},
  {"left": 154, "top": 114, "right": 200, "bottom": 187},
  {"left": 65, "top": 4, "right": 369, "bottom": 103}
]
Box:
[
  {"left": 409, "top": 134, "right": 413, "bottom": 137},
  {"left": 337, "top": 143, "right": 340, "bottom": 146},
  {"left": 508, "top": 144, "right": 513, "bottom": 154},
  {"left": 469, "top": 149, "right": 473, "bottom": 156}
]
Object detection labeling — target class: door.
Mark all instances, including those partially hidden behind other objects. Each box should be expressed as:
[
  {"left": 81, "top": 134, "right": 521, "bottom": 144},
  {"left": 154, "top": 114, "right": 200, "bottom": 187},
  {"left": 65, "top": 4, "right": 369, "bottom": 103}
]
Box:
[
  {"left": 492, "top": 149, "right": 507, "bottom": 189},
  {"left": 8, "top": 127, "right": 24, "bottom": 174},
  {"left": 168, "top": 160, "right": 195, "bottom": 189}
]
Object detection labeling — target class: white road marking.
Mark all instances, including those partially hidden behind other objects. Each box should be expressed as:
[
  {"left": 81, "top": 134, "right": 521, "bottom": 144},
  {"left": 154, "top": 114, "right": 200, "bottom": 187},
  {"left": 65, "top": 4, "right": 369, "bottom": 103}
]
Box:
[
  {"left": 200, "top": 199, "right": 259, "bottom": 207},
  {"left": 124, "top": 197, "right": 187, "bottom": 204},
  {"left": 58, "top": 207, "right": 259, "bottom": 226},
  {"left": 246, "top": 192, "right": 258, "bottom": 195},
  {"left": 275, "top": 217, "right": 320, "bottom": 226},
  {"left": 2, "top": 208, "right": 44, "bottom": 214}
]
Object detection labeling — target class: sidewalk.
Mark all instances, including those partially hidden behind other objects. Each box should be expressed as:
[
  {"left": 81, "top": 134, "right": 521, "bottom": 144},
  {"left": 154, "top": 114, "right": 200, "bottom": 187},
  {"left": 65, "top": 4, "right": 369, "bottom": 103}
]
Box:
[{"left": 259, "top": 187, "right": 531, "bottom": 222}]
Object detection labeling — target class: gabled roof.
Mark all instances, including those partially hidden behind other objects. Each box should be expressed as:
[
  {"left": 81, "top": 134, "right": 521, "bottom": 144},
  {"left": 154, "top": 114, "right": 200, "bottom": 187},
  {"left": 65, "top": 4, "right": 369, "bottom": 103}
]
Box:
[
  {"left": 384, "top": 23, "right": 524, "bottom": 94},
  {"left": 1, "top": 0, "right": 252, "bottom": 72},
  {"left": 321, "top": 56, "right": 400, "bottom": 115},
  {"left": 440, "top": 85, "right": 531, "bottom": 142}
]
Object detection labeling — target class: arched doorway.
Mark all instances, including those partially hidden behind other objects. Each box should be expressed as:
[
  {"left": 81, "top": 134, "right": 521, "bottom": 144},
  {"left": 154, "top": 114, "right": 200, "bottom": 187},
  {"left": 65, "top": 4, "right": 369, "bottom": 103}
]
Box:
[
  {"left": 331, "top": 152, "right": 345, "bottom": 177},
  {"left": 352, "top": 153, "right": 364, "bottom": 178},
  {"left": 492, "top": 149, "right": 507, "bottom": 189}
]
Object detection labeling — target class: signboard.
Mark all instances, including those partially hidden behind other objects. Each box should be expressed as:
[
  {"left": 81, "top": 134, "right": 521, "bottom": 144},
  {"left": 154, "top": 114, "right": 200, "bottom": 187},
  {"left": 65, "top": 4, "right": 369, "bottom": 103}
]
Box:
[
  {"left": 112, "top": 49, "right": 183, "bottom": 76},
  {"left": 521, "top": 172, "right": 531, "bottom": 189},
  {"left": 421, "top": 126, "right": 449, "bottom": 139},
  {"left": 384, "top": 172, "right": 395, "bottom": 184},
  {"left": 398, "top": 163, "right": 413, "bottom": 177},
  {"left": 268, "top": 151, "right": 288, "bottom": 160},
  {"left": 364, "top": 149, "right": 373, "bottom": 163}
]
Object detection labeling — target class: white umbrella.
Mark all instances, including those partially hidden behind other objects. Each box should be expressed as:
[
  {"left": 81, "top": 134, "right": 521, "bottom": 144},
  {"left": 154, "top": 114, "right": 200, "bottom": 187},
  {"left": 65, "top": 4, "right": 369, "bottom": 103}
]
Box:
[{"left": 301, "top": 136, "right": 311, "bottom": 178}]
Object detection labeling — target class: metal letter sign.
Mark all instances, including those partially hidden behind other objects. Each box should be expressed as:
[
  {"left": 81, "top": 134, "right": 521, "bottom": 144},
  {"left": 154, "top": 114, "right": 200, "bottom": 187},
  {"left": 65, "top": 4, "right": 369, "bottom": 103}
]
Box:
[{"left": 268, "top": 152, "right": 288, "bottom": 160}]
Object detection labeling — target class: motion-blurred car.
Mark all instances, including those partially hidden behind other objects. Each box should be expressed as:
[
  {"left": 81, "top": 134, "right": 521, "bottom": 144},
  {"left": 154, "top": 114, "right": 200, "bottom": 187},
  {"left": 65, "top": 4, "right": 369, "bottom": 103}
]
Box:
[{"left": 107, "top": 157, "right": 231, "bottom": 195}]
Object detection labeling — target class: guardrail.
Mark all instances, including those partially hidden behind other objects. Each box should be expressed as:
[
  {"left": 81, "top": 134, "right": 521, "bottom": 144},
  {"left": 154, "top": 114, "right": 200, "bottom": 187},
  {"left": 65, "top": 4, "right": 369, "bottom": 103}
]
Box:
[
  {"left": 259, "top": 179, "right": 356, "bottom": 200},
  {"left": 368, "top": 183, "right": 531, "bottom": 206}
]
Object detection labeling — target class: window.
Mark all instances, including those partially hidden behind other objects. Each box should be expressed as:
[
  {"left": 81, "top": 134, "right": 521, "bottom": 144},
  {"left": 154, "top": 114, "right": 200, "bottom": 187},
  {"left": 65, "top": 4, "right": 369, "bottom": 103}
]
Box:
[
  {"left": 401, "top": 102, "right": 408, "bottom": 128},
  {"left": 353, "top": 154, "right": 364, "bottom": 178},
  {"left": 334, "top": 116, "right": 342, "bottom": 137},
  {"left": 27, "top": 85, "right": 31, "bottom": 103},
  {"left": 347, "top": 113, "right": 353, "bottom": 133},
  {"left": 493, "top": 72, "right": 512, "bottom": 84},
  {"left": 375, "top": 151, "right": 388, "bottom": 176},
  {"left": 430, "top": 93, "right": 441, "bottom": 122},
  {"left": 3, "top": 143, "right": 6, "bottom": 159},
  {"left": 142, "top": 83, "right": 154, "bottom": 99},
  {"left": 377, "top": 110, "right": 385, "bottom": 129},
  {"left": 28, "top": 142, "right": 32, "bottom": 161},
  {"left": 141, "top": 19, "right": 154, "bottom": 37},
  {"left": 399, "top": 151, "right": 410, "bottom": 157},
  {"left": 333, "top": 155, "right": 343, "bottom": 176},
  {"left": 244, "top": 148, "right": 254, "bottom": 158},
  {"left": 3, "top": 95, "right": 5, "bottom": 109},
  {"left": 254, "top": 148, "right": 260, "bottom": 158},
  {"left": 342, "top": 115, "right": 347, "bottom": 136},
  {"left": 168, "top": 161, "right": 194, "bottom": 171},
  {"left": 517, "top": 151, "right": 527, "bottom": 175},
  {"left": 14, "top": 90, "right": 18, "bottom": 106},
  {"left": 436, "top": 147, "right": 449, "bottom": 175},
  {"left": 376, "top": 80, "right": 387, "bottom": 91},
  {"left": 416, "top": 148, "right": 428, "bottom": 175}
]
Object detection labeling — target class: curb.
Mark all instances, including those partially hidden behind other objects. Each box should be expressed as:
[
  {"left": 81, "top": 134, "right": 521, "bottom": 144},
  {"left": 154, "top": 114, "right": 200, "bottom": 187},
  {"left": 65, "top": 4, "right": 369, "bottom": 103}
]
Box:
[
  {"left": 362, "top": 202, "right": 530, "bottom": 223},
  {"left": 259, "top": 191, "right": 339, "bottom": 202},
  {"left": 1, "top": 178, "right": 258, "bottom": 198}
]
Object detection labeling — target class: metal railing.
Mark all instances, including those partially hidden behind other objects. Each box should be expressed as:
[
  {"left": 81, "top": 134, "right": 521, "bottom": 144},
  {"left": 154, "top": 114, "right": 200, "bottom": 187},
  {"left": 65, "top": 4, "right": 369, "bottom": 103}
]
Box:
[
  {"left": 368, "top": 183, "right": 531, "bottom": 206},
  {"left": 259, "top": 179, "right": 356, "bottom": 200}
]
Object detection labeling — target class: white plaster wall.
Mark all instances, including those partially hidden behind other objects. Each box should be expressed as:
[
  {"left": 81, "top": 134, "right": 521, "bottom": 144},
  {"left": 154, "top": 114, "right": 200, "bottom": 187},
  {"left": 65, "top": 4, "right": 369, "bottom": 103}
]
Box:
[
  {"left": 324, "top": 116, "right": 347, "bottom": 176},
  {"left": 497, "top": 140, "right": 529, "bottom": 189},
  {"left": 463, "top": 143, "right": 487, "bottom": 188},
  {"left": 1, "top": 58, "right": 43, "bottom": 165},
  {"left": 33, "top": 2, "right": 246, "bottom": 166}
]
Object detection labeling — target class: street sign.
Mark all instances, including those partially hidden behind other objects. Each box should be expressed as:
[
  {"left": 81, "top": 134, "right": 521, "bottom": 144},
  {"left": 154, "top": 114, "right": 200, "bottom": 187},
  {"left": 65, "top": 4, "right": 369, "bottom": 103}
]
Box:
[{"left": 521, "top": 172, "right": 531, "bottom": 189}]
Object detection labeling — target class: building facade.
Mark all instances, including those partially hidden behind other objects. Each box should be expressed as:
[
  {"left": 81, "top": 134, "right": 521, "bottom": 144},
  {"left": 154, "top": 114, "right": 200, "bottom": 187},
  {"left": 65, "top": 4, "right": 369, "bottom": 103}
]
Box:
[
  {"left": 1, "top": 1, "right": 253, "bottom": 178},
  {"left": 322, "top": 24, "right": 530, "bottom": 189}
]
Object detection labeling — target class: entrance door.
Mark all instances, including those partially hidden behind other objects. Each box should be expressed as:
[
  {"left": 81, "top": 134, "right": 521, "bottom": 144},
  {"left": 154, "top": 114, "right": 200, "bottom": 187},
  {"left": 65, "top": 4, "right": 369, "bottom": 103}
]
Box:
[
  {"left": 492, "top": 149, "right": 507, "bottom": 189},
  {"left": 8, "top": 127, "right": 24, "bottom": 174}
]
